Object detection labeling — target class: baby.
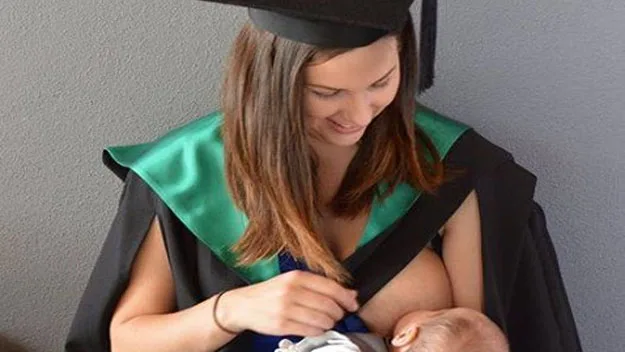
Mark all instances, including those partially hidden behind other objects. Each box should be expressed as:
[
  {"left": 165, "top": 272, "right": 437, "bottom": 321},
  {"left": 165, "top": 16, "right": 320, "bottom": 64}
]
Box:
[
  {"left": 275, "top": 308, "right": 508, "bottom": 352},
  {"left": 389, "top": 307, "right": 509, "bottom": 352}
]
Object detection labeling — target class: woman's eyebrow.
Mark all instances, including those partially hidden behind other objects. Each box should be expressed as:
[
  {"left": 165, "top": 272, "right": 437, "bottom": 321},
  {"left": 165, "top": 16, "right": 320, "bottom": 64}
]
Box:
[{"left": 307, "top": 65, "right": 398, "bottom": 91}]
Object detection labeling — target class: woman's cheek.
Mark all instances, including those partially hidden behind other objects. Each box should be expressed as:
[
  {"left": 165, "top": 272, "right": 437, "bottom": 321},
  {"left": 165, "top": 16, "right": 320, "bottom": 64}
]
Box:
[
  {"left": 303, "top": 95, "right": 341, "bottom": 120},
  {"left": 380, "top": 78, "right": 401, "bottom": 106}
]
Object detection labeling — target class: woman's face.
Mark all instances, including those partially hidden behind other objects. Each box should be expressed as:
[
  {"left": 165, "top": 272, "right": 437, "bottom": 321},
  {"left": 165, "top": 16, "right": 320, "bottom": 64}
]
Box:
[{"left": 303, "top": 35, "right": 401, "bottom": 149}]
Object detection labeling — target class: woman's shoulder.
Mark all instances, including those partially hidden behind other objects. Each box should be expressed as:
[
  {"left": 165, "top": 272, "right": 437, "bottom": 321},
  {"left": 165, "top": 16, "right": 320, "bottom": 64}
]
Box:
[
  {"left": 413, "top": 105, "right": 475, "bottom": 165},
  {"left": 414, "top": 105, "right": 514, "bottom": 172},
  {"left": 101, "top": 110, "right": 234, "bottom": 222},
  {"left": 102, "top": 112, "right": 279, "bottom": 283},
  {"left": 101, "top": 110, "right": 238, "bottom": 250}
]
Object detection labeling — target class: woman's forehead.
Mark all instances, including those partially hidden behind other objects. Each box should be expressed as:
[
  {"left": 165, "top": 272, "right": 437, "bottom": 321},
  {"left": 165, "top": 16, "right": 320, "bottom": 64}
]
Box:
[{"left": 304, "top": 36, "right": 399, "bottom": 89}]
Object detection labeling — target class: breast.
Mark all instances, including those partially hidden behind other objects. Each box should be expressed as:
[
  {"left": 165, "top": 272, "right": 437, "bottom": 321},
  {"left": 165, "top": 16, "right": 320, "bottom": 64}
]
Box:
[{"left": 356, "top": 247, "right": 453, "bottom": 337}]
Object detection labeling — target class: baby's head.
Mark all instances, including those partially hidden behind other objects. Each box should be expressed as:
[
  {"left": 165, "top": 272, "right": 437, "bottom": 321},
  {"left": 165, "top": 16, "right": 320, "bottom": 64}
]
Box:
[{"left": 391, "top": 308, "right": 509, "bottom": 352}]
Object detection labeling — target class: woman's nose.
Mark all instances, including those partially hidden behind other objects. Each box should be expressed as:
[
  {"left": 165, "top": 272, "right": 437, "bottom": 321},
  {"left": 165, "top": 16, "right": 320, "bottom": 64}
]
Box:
[{"left": 345, "top": 93, "right": 375, "bottom": 126}]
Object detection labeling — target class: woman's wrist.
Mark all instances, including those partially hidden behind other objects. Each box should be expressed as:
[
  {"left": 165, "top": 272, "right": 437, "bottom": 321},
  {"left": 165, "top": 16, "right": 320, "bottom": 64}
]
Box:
[{"left": 213, "top": 289, "right": 244, "bottom": 334}]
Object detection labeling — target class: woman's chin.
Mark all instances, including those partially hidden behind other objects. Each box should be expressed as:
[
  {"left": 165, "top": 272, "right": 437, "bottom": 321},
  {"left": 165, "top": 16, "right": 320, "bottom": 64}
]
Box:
[
  {"left": 324, "top": 137, "right": 362, "bottom": 149},
  {"left": 321, "top": 129, "right": 365, "bottom": 148}
]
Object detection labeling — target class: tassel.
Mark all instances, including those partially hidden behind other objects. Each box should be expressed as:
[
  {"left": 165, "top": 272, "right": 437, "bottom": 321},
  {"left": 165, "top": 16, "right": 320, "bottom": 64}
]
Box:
[{"left": 418, "top": 0, "right": 437, "bottom": 94}]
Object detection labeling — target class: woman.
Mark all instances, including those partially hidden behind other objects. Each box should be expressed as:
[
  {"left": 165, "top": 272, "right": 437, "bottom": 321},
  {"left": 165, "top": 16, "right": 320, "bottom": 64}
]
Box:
[{"left": 65, "top": 1, "right": 582, "bottom": 351}]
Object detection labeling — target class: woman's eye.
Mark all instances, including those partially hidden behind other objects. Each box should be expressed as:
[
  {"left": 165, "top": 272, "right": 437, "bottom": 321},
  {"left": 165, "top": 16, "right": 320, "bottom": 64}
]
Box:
[
  {"left": 312, "top": 89, "right": 341, "bottom": 98},
  {"left": 371, "top": 79, "right": 390, "bottom": 89}
]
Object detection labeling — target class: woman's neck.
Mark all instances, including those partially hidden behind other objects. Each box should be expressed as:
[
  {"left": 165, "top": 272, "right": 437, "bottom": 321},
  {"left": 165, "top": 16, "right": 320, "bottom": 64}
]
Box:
[{"left": 309, "top": 139, "right": 360, "bottom": 206}]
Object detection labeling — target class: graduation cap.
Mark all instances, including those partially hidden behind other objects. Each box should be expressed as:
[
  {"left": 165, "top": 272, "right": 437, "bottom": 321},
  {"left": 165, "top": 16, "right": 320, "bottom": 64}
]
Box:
[{"left": 200, "top": 0, "right": 438, "bottom": 93}]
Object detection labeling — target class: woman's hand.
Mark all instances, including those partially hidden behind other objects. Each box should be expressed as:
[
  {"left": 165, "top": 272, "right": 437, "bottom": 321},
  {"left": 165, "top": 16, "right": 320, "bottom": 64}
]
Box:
[{"left": 216, "top": 270, "right": 360, "bottom": 337}]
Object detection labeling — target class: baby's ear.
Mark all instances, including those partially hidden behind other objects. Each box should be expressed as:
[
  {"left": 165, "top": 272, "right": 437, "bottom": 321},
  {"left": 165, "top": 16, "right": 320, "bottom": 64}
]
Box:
[{"left": 391, "top": 325, "right": 419, "bottom": 348}]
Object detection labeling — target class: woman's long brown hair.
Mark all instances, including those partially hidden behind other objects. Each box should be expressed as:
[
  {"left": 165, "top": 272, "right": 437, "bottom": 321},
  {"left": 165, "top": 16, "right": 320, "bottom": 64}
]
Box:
[{"left": 221, "top": 16, "right": 444, "bottom": 283}]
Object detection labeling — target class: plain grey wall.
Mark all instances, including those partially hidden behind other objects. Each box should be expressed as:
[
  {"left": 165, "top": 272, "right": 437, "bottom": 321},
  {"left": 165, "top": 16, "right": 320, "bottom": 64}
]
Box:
[{"left": 1, "top": 0, "right": 623, "bottom": 351}]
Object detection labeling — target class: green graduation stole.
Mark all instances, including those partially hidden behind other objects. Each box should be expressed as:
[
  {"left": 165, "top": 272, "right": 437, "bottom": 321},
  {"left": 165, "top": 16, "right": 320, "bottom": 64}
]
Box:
[{"left": 104, "top": 107, "right": 470, "bottom": 283}]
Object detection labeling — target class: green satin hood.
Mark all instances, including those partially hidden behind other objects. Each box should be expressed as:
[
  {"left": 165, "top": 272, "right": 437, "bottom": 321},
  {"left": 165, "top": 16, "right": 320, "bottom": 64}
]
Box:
[{"left": 104, "top": 108, "right": 470, "bottom": 283}]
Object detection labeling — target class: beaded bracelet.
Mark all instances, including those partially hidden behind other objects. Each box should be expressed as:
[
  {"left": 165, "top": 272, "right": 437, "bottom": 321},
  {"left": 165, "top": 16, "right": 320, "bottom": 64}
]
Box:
[{"left": 213, "top": 291, "right": 239, "bottom": 335}]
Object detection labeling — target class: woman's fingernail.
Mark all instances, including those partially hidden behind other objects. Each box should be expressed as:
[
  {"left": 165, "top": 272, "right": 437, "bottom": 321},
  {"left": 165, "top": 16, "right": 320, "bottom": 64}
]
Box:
[{"left": 391, "top": 326, "right": 417, "bottom": 347}]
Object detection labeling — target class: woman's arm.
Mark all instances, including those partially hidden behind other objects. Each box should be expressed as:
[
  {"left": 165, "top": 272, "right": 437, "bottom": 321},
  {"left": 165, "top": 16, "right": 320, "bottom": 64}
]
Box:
[
  {"left": 441, "top": 189, "right": 484, "bottom": 311},
  {"left": 109, "top": 216, "right": 237, "bottom": 352}
]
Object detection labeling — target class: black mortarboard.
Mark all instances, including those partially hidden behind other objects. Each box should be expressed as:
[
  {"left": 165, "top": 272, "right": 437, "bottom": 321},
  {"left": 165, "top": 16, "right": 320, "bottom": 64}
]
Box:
[{"left": 200, "top": 0, "right": 438, "bottom": 93}]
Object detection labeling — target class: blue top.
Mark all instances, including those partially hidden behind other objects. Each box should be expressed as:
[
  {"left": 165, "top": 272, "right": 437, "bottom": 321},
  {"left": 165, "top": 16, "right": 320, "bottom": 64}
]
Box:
[{"left": 249, "top": 253, "right": 370, "bottom": 351}]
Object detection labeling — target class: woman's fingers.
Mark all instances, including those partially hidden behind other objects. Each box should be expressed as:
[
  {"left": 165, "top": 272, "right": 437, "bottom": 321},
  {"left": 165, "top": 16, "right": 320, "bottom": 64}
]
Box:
[
  {"left": 280, "top": 304, "right": 336, "bottom": 331},
  {"left": 291, "top": 287, "right": 345, "bottom": 322},
  {"left": 227, "top": 270, "right": 359, "bottom": 336},
  {"left": 286, "top": 271, "right": 359, "bottom": 312}
]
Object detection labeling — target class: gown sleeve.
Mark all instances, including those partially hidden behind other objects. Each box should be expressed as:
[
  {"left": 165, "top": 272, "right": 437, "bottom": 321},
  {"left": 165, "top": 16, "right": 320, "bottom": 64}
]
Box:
[
  {"left": 64, "top": 170, "right": 254, "bottom": 351},
  {"left": 345, "top": 130, "right": 583, "bottom": 352},
  {"left": 64, "top": 170, "right": 158, "bottom": 351}
]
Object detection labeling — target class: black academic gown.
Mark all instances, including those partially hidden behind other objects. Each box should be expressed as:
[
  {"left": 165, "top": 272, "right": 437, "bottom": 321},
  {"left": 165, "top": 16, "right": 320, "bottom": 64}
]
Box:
[{"left": 64, "top": 128, "right": 583, "bottom": 352}]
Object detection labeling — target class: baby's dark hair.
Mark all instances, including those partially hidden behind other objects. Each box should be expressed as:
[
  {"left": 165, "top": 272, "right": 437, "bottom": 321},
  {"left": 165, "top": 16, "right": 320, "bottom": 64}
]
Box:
[{"left": 410, "top": 308, "right": 509, "bottom": 352}]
